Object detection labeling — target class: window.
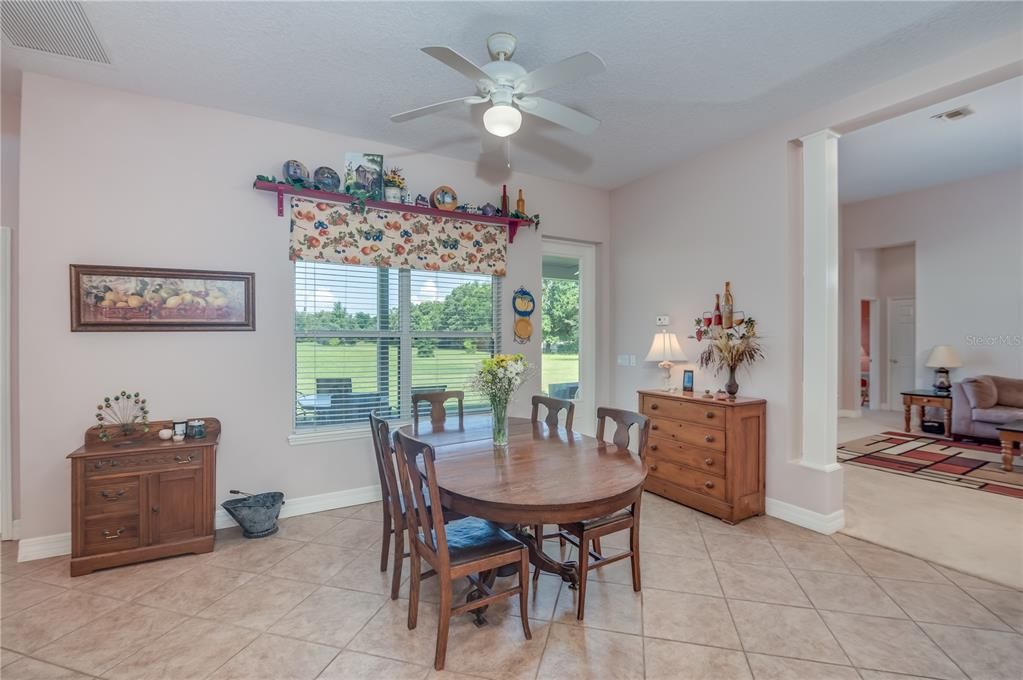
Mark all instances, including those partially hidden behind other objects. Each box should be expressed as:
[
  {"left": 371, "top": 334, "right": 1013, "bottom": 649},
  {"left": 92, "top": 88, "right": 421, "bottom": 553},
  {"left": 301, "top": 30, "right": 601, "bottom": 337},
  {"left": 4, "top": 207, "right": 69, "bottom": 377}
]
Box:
[{"left": 294, "top": 262, "right": 502, "bottom": 432}]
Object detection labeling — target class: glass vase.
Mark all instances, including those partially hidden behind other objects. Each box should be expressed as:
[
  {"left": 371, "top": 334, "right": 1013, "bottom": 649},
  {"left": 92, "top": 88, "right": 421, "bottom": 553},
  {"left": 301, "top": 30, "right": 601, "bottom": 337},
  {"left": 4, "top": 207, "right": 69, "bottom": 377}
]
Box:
[{"left": 491, "top": 398, "right": 509, "bottom": 447}]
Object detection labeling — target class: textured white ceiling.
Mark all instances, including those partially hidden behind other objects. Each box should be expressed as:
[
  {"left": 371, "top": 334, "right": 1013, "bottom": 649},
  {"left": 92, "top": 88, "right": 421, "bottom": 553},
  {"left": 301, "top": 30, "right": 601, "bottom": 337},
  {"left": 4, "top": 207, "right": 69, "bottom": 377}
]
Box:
[
  {"left": 839, "top": 76, "right": 1023, "bottom": 203},
  {"left": 2, "top": 1, "right": 1021, "bottom": 188}
]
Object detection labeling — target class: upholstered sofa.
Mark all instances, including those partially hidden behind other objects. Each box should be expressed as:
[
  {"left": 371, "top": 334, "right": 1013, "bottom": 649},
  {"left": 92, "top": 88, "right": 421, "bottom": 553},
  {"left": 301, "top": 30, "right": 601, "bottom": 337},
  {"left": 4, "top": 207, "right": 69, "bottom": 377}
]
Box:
[{"left": 951, "top": 375, "right": 1023, "bottom": 441}]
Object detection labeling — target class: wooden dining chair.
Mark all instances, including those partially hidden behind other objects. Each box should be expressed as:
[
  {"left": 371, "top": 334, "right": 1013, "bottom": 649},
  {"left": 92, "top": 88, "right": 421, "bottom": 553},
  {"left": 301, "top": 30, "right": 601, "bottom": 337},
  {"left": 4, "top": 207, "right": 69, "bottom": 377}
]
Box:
[
  {"left": 393, "top": 429, "right": 531, "bottom": 670},
  {"left": 369, "top": 411, "right": 460, "bottom": 600},
  {"left": 412, "top": 390, "right": 464, "bottom": 429},
  {"left": 542, "top": 406, "right": 649, "bottom": 620},
  {"left": 530, "top": 395, "right": 575, "bottom": 431}
]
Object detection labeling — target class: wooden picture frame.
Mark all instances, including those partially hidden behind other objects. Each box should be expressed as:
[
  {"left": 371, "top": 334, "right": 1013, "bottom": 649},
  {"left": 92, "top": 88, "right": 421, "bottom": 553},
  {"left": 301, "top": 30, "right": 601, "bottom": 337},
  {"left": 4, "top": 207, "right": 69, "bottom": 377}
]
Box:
[{"left": 70, "top": 264, "right": 255, "bottom": 332}]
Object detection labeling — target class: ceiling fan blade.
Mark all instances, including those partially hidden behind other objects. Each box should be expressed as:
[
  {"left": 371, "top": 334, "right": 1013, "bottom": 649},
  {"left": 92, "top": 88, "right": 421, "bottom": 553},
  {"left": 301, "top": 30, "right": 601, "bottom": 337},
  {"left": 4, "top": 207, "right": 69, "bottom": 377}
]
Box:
[
  {"left": 515, "top": 51, "right": 605, "bottom": 94},
  {"left": 422, "top": 46, "right": 493, "bottom": 87},
  {"left": 516, "top": 97, "right": 600, "bottom": 135},
  {"left": 391, "top": 96, "right": 487, "bottom": 123}
]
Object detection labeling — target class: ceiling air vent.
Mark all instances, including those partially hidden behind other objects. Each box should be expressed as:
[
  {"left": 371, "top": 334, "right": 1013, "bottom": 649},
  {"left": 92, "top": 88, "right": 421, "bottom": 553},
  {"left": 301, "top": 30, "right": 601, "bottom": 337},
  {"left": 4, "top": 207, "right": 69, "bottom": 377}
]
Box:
[
  {"left": 930, "top": 106, "right": 974, "bottom": 122},
  {"left": 1, "top": 0, "right": 109, "bottom": 64}
]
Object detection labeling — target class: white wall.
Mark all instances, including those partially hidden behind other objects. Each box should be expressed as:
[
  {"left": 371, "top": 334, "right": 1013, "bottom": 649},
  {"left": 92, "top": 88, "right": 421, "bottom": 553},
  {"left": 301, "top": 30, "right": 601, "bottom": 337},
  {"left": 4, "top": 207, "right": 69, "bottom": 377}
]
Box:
[
  {"left": 840, "top": 170, "right": 1023, "bottom": 410},
  {"left": 609, "top": 33, "right": 1023, "bottom": 518},
  {"left": 15, "top": 74, "right": 610, "bottom": 541}
]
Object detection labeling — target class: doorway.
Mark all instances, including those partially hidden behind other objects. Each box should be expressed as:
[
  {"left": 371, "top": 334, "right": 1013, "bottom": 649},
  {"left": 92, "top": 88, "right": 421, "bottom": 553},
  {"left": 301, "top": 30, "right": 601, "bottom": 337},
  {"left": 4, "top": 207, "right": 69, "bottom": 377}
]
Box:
[
  {"left": 859, "top": 299, "right": 880, "bottom": 410},
  {"left": 541, "top": 239, "right": 595, "bottom": 435},
  {"left": 887, "top": 296, "right": 916, "bottom": 410}
]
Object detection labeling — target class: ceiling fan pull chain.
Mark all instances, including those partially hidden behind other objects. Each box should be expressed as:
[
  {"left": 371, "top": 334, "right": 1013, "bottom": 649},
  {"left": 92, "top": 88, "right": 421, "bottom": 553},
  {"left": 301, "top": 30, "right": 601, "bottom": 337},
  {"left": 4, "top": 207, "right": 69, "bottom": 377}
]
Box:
[{"left": 505, "top": 138, "right": 512, "bottom": 169}]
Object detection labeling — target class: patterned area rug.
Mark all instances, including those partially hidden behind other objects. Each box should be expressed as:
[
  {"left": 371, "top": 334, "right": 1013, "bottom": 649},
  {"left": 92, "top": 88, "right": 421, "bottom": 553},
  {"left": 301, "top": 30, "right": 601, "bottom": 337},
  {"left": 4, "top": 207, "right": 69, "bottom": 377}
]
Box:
[{"left": 839, "top": 431, "right": 1023, "bottom": 499}]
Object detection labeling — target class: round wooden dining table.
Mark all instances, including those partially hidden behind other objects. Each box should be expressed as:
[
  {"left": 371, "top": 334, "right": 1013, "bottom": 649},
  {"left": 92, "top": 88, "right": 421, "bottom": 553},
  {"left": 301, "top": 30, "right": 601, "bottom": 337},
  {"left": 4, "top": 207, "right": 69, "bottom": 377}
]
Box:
[{"left": 398, "top": 414, "right": 647, "bottom": 589}]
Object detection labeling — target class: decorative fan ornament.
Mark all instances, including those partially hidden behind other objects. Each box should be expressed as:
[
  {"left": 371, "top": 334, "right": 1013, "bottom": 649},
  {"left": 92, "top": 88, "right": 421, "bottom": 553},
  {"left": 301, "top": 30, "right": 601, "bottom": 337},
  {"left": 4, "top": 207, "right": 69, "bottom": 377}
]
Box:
[
  {"left": 391, "top": 32, "right": 605, "bottom": 138},
  {"left": 95, "top": 390, "right": 150, "bottom": 441}
]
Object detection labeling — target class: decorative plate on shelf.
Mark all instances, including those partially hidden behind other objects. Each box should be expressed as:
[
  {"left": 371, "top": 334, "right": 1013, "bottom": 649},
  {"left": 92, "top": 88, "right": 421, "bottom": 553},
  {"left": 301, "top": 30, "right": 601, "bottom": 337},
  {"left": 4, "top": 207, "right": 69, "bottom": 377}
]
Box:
[
  {"left": 313, "top": 166, "right": 341, "bottom": 192},
  {"left": 514, "top": 318, "right": 533, "bottom": 344},
  {"left": 430, "top": 185, "right": 458, "bottom": 211},
  {"left": 283, "top": 160, "right": 309, "bottom": 182}
]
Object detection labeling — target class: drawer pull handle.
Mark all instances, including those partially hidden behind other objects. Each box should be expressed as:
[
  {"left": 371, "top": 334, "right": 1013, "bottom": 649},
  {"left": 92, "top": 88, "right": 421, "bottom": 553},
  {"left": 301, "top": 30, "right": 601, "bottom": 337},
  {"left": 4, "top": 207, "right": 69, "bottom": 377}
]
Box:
[
  {"left": 93, "top": 459, "right": 120, "bottom": 470},
  {"left": 648, "top": 463, "right": 658, "bottom": 471},
  {"left": 649, "top": 444, "right": 658, "bottom": 451},
  {"left": 100, "top": 489, "right": 127, "bottom": 500},
  {"left": 704, "top": 481, "right": 715, "bottom": 489},
  {"left": 704, "top": 458, "right": 714, "bottom": 466},
  {"left": 704, "top": 411, "right": 715, "bottom": 419},
  {"left": 651, "top": 424, "right": 659, "bottom": 431},
  {"left": 650, "top": 403, "right": 659, "bottom": 410},
  {"left": 174, "top": 454, "right": 196, "bottom": 464},
  {"left": 704, "top": 435, "right": 715, "bottom": 443},
  {"left": 102, "top": 527, "right": 125, "bottom": 540}
]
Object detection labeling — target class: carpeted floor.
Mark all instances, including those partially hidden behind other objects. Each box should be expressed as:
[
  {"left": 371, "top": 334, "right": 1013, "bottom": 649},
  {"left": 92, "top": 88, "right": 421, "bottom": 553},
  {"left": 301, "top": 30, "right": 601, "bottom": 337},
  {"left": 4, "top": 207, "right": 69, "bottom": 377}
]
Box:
[{"left": 839, "top": 431, "right": 1023, "bottom": 499}]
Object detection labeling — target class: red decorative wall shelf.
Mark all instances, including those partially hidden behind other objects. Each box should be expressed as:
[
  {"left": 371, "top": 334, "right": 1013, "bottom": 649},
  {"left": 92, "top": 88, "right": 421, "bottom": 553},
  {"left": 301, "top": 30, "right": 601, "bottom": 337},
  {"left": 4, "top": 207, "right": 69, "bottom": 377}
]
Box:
[{"left": 252, "top": 179, "right": 533, "bottom": 243}]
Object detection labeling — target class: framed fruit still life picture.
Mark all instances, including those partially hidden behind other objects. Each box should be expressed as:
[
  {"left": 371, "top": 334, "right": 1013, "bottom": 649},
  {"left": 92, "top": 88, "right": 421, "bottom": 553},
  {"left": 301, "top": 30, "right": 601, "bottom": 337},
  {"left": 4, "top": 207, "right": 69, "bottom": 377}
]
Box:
[{"left": 70, "top": 265, "right": 255, "bottom": 331}]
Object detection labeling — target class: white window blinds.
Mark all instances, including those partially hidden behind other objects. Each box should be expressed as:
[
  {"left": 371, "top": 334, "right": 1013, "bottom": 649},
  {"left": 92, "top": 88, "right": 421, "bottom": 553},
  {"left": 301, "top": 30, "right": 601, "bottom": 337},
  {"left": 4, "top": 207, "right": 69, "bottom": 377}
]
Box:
[{"left": 295, "top": 262, "right": 502, "bottom": 431}]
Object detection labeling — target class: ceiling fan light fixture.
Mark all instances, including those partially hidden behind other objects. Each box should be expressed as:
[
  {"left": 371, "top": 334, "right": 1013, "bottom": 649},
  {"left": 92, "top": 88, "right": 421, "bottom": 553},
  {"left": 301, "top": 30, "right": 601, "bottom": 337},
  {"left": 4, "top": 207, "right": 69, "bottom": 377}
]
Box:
[{"left": 483, "top": 104, "right": 522, "bottom": 137}]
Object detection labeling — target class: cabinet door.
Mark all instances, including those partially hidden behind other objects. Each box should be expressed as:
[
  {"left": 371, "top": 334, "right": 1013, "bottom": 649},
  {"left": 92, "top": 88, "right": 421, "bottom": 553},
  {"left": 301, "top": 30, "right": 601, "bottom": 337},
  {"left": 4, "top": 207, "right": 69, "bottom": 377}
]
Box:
[{"left": 149, "top": 468, "right": 204, "bottom": 545}]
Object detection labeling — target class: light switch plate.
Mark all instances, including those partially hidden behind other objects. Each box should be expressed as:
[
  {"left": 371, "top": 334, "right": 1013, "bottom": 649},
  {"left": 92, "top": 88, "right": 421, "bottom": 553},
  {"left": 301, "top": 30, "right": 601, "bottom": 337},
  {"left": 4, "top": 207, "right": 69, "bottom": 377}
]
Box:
[{"left": 655, "top": 315, "right": 670, "bottom": 326}]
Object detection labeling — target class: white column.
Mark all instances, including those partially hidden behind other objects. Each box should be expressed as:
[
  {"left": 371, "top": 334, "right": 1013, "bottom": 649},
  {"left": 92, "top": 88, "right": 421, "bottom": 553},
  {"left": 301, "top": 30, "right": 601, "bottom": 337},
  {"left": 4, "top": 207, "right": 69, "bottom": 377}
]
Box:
[{"left": 800, "top": 130, "right": 842, "bottom": 472}]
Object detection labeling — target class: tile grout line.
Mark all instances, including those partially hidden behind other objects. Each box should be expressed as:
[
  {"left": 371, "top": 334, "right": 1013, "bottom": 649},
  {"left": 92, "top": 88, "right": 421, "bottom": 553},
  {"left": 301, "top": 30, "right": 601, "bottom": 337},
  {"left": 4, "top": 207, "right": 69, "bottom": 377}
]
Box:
[
  {"left": 694, "top": 516, "right": 756, "bottom": 678},
  {"left": 835, "top": 540, "right": 974, "bottom": 680}
]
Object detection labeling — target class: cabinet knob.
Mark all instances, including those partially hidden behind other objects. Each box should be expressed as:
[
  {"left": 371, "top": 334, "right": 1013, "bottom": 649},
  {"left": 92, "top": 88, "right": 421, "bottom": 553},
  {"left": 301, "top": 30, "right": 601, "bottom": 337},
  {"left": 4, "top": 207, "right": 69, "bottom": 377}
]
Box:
[
  {"left": 650, "top": 444, "right": 658, "bottom": 451},
  {"left": 704, "top": 480, "right": 715, "bottom": 489},
  {"left": 649, "top": 463, "right": 658, "bottom": 471},
  {"left": 152, "top": 505, "right": 160, "bottom": 514},
  {"left": 704, "top": 458, "right": 714, "bottom": 466},
  {"left": 651, "top": 424, "right": 658, "bottom": 431},
  {"left": 704, "top": 434, "right": 715, "bottom": 443},
  {"left": 650, "top": 403, "right": 658, "bottom": 410},
  {"left": 704, "top": 411, "right": 715, "bottom": 419}
]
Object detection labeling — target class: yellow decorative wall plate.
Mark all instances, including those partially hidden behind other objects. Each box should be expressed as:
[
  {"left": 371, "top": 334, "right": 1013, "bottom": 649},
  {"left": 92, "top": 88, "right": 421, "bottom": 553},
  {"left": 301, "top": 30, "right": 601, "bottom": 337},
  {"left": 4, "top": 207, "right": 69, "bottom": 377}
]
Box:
[{"left": 514, "top": 318, "right": 533, "bottom": 343}]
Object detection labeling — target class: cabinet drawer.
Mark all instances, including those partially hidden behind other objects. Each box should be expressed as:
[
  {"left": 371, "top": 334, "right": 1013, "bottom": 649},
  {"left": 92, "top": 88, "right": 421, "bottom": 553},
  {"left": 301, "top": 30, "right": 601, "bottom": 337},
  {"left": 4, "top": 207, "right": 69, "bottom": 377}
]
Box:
[
  {"left": 84, "top": 479, "right": 140, "bottom": 516},
  {"left": 84, "top": 449, "right": 202, "bottom": 478},
  {"left": 642, "top": 395, "right": 726, "bottom": 428},
  {"left": 907, "top": 396, "right": 949, "bottom": 407},
  {"left": 646, "top": 437, "right": 725, "bottom": 477},
  {"left": 647, "top": 452, "right": 728, "bottom": 502},
  {"left": 648, "top": 417, "right": 725, "bottom": 452},
  {"left": 83, "top": 514, "right": 140, "bottom": 555}
]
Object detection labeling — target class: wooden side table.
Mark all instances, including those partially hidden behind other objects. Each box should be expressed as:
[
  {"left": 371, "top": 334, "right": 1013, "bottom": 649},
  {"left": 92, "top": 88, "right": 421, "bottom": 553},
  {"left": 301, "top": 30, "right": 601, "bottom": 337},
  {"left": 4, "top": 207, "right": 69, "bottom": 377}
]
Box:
[
  {"left": 901, "top": 390, "right": 952, "bottom": 436},
  {"left": 997, "top": 420, "right": 1023, "bottom": 471}
]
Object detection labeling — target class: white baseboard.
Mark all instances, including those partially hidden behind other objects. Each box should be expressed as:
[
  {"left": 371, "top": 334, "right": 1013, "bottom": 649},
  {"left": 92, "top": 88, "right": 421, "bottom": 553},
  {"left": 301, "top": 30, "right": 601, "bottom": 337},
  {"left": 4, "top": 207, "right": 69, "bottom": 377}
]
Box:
[
  {"left": 837, "top": 409, "right": 861, "bottom": 418},
  {"left": 17, "top": 531, "right": 71, "bottom": 563},
  {"left": 765, "top": 497, "right": 845, "bottom": 535},
  {"left": 18, "top": 484, "right": 382, "bottom": 563}
]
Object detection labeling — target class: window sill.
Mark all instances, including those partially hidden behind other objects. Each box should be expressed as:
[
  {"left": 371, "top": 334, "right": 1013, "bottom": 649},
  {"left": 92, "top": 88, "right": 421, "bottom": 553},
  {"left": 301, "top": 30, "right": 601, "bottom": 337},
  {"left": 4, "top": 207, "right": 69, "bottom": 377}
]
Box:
[{"left": 288, "top": 420, "right": 411, "bottom": 447}]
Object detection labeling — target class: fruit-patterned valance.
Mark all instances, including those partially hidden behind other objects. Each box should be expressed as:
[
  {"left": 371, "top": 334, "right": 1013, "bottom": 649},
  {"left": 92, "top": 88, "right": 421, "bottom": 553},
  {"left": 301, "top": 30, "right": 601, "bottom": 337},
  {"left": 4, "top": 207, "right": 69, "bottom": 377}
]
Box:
[{"left": 289, "top": 197, "right": 508, "bottom": 276}]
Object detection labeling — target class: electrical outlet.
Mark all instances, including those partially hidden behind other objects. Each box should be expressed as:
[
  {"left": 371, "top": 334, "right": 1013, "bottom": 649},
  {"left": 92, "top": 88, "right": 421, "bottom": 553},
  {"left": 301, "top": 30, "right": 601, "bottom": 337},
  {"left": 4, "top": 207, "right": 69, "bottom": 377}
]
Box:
[{"left": 655, "top": 315, "right": 670, "bottom": 326}]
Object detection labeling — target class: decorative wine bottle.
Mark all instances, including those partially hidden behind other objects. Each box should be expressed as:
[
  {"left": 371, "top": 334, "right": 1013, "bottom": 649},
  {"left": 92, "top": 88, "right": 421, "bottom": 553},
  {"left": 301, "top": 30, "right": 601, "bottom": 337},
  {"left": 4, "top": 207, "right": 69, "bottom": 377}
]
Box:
[
  {"left": 516, "top": 189, "right": 526, "bottom": 213},
  {"left": 712, "top": 294, "right": 723, "bottom": 331},
  {"left": 722, "top": 281, "right": 734, "bottom": 329},
  {"left": 500, "top": 185, "right": 509, "bottom": 216}
]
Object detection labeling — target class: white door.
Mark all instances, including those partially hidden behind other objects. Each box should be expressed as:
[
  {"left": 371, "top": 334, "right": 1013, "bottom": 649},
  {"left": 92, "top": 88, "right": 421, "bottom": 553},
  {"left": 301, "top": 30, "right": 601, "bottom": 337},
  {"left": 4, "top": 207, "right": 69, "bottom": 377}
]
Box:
[
  {"left": 541, "top": 239, "right": 596, "bottom": 435},
  {"left": 887, "top": 297, "right": 916, "bottom": 410}
]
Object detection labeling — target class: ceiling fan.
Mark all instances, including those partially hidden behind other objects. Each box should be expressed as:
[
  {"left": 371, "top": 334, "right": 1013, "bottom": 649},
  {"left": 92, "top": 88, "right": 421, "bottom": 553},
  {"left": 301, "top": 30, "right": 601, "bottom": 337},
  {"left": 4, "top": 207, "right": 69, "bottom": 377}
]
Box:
[{"left": 391, "top": 32, "right": 605, "bottom": 138}]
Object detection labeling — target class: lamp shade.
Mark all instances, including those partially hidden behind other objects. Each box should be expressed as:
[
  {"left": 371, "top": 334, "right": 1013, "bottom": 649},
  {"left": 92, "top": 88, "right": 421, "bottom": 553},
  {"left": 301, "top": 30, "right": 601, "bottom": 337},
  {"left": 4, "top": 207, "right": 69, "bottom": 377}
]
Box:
[
  {"left": 926, "top": 345, "right": 962, "bottom": 368},
  {"left": 646, "top": 331, "right": 687, "bottom": 362}
]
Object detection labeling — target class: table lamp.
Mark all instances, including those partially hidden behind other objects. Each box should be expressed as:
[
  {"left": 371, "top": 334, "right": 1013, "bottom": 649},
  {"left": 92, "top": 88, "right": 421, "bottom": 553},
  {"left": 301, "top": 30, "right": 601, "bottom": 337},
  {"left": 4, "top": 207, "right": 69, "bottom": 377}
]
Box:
[
  {"left": 926, "top": 345, "right": 962, "bottom": 393},
  {"left": 646, "top": 330, "right": 687, "bottom": 391}
]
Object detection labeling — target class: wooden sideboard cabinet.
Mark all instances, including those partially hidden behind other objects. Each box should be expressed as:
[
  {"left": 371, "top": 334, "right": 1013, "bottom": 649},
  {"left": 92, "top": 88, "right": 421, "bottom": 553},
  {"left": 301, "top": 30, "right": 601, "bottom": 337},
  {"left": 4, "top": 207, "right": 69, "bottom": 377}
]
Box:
[
  {"left": 67, "top": 418, "right": 220, "bottom": 576},
  {"left": 638, "top": 391, "right": 766, "bottom": 524}
]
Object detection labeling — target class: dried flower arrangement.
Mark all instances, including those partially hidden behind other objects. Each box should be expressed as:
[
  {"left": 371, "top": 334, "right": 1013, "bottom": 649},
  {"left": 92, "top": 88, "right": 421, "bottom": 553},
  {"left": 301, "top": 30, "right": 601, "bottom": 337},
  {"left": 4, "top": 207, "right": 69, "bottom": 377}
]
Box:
[{"left": 697, "top": 318, "right": 764, "bottom": 398}]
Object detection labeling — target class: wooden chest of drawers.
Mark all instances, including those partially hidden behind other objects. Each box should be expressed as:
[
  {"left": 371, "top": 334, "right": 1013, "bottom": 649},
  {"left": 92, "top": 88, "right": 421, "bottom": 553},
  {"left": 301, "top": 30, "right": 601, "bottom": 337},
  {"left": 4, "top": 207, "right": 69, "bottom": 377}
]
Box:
[
  {"left": 67, "top": 419, "right": 219, "bottom": 576},
  {"left": 638, "top": 391, "right": 765, "bottom": 524}
]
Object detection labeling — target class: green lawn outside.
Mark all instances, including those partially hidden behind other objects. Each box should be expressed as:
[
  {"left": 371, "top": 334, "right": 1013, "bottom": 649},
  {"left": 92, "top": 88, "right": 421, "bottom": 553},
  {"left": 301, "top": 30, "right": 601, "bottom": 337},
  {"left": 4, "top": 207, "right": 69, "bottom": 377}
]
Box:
[{"left": 296, "top": 341, "right": 578, "bottom": 405}]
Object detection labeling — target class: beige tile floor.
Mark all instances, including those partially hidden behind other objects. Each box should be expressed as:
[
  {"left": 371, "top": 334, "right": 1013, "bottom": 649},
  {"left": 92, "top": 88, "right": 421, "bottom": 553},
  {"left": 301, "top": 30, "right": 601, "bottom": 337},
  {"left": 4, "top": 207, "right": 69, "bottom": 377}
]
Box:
[{"left": 2, "top": 494, "right": 1021, "bottom": 679}]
